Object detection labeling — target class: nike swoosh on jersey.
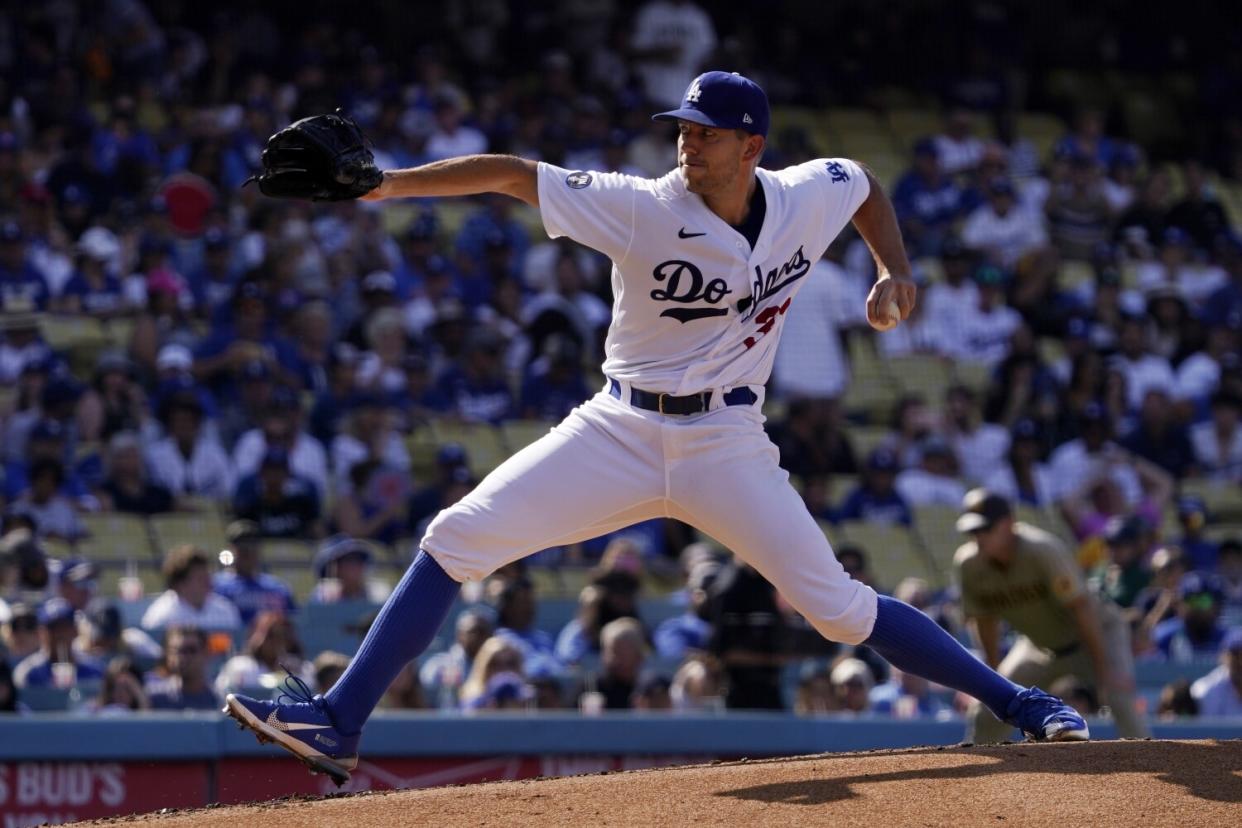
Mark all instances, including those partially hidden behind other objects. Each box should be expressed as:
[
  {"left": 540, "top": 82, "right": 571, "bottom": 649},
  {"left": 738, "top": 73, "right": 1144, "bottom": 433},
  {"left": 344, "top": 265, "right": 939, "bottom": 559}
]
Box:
[
  {"left": 266, "top": 710, "right": 330, "bottom": 732},
  {"left": 678, "top": 227, "right": 707, "bottom": 238}
]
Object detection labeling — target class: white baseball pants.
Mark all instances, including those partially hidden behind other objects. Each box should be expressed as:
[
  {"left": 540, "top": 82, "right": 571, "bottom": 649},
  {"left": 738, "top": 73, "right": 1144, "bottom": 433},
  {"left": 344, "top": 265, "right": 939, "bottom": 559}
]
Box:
[{"left": 422, "top": 385, "right": 878, "bottom": 645}]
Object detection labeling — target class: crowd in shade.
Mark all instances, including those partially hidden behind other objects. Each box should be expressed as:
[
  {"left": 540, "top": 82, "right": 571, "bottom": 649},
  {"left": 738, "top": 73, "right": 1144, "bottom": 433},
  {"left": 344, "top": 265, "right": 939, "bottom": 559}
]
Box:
[{"left": 2, "top": 1, "right": 1242, "bottom": 719}]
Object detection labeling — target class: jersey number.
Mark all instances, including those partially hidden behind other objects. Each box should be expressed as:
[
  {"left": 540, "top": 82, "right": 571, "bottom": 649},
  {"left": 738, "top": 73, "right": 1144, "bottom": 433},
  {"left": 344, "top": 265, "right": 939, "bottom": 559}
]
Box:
[{"left": 743, "top": 298, "right": 791, "bottom": 349}]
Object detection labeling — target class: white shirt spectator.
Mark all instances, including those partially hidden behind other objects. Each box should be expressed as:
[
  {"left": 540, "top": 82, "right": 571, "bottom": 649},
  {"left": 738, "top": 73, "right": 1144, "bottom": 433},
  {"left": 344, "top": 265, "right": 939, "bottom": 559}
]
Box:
[
  {"left": 233, "top": 430, "right": 329, "bottom": 499},
  {"left": 948, "top": 303, "right": 1022, "bottom": 367},
  {"left": 1114, "top": 354, "right": 1176, "bottom": 411},
  {"left": 983, "top": 462, "right": 1057, "bottom": 507},
  {"left": 1134, "top": 261, "right": 1228, "bottom": 308},
  {"left": 1046, "top": 440, "right": 1142, "bottom": 504},
  {"left": 877, "top": 312, "right": 945, "bottom": 357},
  {"left": 960, "top": 204, "right": 1049, "bottom": 269},
  {"left": 1176, "top": 352, "right": 1223, "bottom": 402},
  {"left": 773, "top": 259, "right": 861, "bottom": 398},
  {"left": 1190, "top": 421, "right": 1242, "bottom": 483},
  {"left": 895, "top": 469, "right": 967, "bottom": 507},
  {"left": 918, "top": 280, "right": 978, "bottom": 355},
  {"left": 933, "top": 134, "right": 986, "bottom": 176},
  {"left": 631, "top": 0, "right": 718, "bottom": 107},
  {"left": 425, "top": 124, "right": 488, "bottom": 162},
  {"left": 146, "top": 434, "right": 234, "bottom": 500},
  {"left": 330, "top": 431, "right": 412, "bottom": 493},
  {"left": 1190, "top": 665, "right": 1242, "bottom": 717},
  {"left": 951, "top": 424, "right": 1011, "bottom": 486},
  {"left": 140, "top": 589, "right": 241, "bottom": 632}
]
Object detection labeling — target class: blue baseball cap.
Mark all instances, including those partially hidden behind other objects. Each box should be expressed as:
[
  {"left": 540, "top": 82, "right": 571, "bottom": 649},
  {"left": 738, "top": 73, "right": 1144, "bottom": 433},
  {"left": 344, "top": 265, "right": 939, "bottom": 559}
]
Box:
[{"left": 653, "top": 71, "right": 770, "bottom": 138}]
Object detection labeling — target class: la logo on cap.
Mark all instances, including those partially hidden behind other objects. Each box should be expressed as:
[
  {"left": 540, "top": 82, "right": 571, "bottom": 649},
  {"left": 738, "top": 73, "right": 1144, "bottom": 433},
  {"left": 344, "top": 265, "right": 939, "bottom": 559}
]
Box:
[
  {"left": 685, "top": 77, "right": 703, "bottom": 103},
  {"left": 743, "top": 113, "right": 753, "bottom": 124}
]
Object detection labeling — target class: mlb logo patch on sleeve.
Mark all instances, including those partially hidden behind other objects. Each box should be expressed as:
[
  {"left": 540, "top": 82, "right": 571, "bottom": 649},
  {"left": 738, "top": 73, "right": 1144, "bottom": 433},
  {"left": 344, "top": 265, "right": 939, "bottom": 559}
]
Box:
[{"left": 566, "top": 172, "right": 593, "bottom": 189}]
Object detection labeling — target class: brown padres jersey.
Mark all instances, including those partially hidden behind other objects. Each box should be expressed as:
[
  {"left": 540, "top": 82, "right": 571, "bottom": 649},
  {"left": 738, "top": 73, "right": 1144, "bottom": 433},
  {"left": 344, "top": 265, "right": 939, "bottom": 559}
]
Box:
[{"left": 954, "top": 522, "right": 1085, "bottom": 653}]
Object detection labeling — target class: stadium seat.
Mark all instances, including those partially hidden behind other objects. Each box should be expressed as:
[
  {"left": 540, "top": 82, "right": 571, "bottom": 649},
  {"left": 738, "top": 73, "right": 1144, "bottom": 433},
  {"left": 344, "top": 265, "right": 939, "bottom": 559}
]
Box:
[
  {"left": 887, "top": 354, "right": 953, "bottom": 400},
  {"left": 1181, "top": 478, "right": 1242, "bottom": 522},
  {"left": 842, "top": 334, "right": 898, "bottom": 421},
  {"left": 1016, "top": 112, "right": 1065, "bottom": 163},
  {"left": 502, "top": 419, "right": 554, "bottom": 454},
  {"left": 912, "top": 504, "right": 966, "bottom": 579},
  {"left": 149, "top": 512, "right": 229, "bottom": 558},
  {"left": 270, "top": 565, "right": 318, "bottom": 604},
  {"left": 1202, "top": 523, "right": 1242, "bottom": 544},
  {"left": 837, "top": 520, "right": 938, "bottom": 589},
  {"left": 848, "top": 425, "right": 892, "bottom": 461},
  {"left": 430, "top": 421, "right": 511, "bottom": 477},
  {"left": 99, "top": 564, "right": 165, "bottom": 604},
  {"left": 952, "top": 361, "right": 992, "bottom": 395},
  {"left": 259, "top": 538, "right": 316, "bottom": 566},
  {"left": 885, "top": 108, "right": 941, "bottom": 150},
  {"left": 1014, "top": 504, "right": 1075, "bottom": 545},
  {"left": 828, "top": 474, "right": 859, "bottom": 511},
  {"left": 78, "top": 513, "right": 156, "bottom": 562}
]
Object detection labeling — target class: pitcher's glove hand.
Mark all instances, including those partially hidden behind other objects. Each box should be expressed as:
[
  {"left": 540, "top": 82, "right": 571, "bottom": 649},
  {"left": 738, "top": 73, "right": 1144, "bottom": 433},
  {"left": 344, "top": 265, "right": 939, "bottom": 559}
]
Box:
[{"left": 245, "top": 111, "right": 383, "bottom": 201}]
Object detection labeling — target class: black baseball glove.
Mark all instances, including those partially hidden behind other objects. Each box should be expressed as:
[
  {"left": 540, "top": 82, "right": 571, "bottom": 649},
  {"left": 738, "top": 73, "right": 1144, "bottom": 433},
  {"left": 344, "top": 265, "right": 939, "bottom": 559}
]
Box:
[{"left": 245, "top": 111, "right": 383, "bottom": 201}]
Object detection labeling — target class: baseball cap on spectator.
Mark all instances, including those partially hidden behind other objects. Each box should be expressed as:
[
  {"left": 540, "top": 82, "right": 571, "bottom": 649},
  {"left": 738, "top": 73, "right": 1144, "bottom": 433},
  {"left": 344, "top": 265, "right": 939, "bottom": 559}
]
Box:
[
  {"left": 465, "top": 671, "right": 533, "bottom": 710},
  {"left": 436, "top": 442, "right": 468, "bottom": 468},
  {"left": 913, "top": 137, "right": 938, "bottom": 158},
  {"left": 1081, "top": 401, "right": 1110, "bottom": 425},
  {"left": 42, "top": 375, "right": 83, "bottom": 409},
  {"left": 917, "top": 436, "right": 953, "bottom": 462},
  {"left": 1221, "top": 628, "right": 1242, "bottom": 655},
  {"left": 973, "top": 264, "right": 1008, "bottom": 286},
  {"left": 940, "top": 236, "right": 967, "bottom": 260},
  {"left": 1162, "top": 227, "right": 1191, "bottom": 248},
  {"left": 269, "top": 385, "right": 300, "bottom": 411},
  {"left": 1011, "top": 417, "right": 1042, "bottom": 442},
  {"left": 314, "top": 536, "right": 375, "bottom": 579},
  {"left": 0, "top": 220, "right": 23, "bottom": 243},
  {"left": 87, "top": 602, "right": 122, "bottom": 640},
  {"left": 1065, "top": 316, "right": 1092, "bottom": 340},
  {"left": 830, "top": 657, "right": 874, "bottom": 689},
  {"left": 78, "top": 227, "right": 121, "bottom": 261},
  {"left": 362, "top": 271, "right": 397, "bottom": 294},
  {"left": 866, "top": 447, "right": 899, "bottom": 473},
  {"left": 956, "top": 488, "right": 1012, "bottom": 534},
  {"left": 406, "top": 212, "right": 438, "bottom": 241},
  {"left": 61, "top": 559, "right": 99, "bottom": 587},
  {"left": 986, "top": 177, "right": 1015, "bottom": 197},
  {"left": 225, "top": 519, "right": 262, "bottom": 545},
  {"left": 156, "top": 343, "right": 194, "bottom": 373},
  {"left": 653, "top": 71, "right": 770, "bottom": 138},
  {"left": 30, "top": 419, "right": 68, "bottom": 443},
  {"left": 147, "top": 269, "right": 184, "bottom": 297},
  {"left": 240, "top": 359, "right": 271, "bottom": 382},
  {"left": 38, "top": 597, "right": 75, "bottom": 627},
  {"left": 203, "top": 227, "right": 229, "bottom": 249},
  {"left": 96, "top": 350, "right": 134, "bottom": 378},
  {"left": 1177, "top": 495, "right": 1208, "bottom": 525}
]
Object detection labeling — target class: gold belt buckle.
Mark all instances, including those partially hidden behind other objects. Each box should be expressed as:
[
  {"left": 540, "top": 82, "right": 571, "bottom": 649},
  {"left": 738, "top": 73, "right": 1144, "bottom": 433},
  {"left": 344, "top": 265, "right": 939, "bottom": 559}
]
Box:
[{"left": 657, "top": 393, "right": 670, "bottom": 415}]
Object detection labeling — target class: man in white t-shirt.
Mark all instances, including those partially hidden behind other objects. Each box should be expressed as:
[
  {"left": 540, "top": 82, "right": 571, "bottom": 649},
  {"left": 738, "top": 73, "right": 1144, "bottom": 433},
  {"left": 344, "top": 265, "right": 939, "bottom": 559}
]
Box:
[
  {"left": 961, "top": 178, "right": 1049, "bottom": 271},
  {"left": 227, "top": 70, "right": 1088, "bottom": 786},
  {"left": 1112, "top": 314, "right": 1176, "bottom": 413},
  {"left": 948, "top": 265, "right": 1023, "bottom": 367},
  {"left": 1189, "top": 628, "right": 1242, "bottom": 716},
  {"left": 141, "top": 545, "right": 241, "bottom": 633},
  {"left": 630, "top": 0, "right": 718, "bottom": 108}
]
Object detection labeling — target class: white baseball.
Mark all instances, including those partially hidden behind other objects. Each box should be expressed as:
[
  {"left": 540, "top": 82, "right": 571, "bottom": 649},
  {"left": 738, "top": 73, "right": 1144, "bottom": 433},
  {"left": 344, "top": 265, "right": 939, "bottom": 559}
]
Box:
[{"left": 873, "top": 300, "right": 901, "bottom": 331}]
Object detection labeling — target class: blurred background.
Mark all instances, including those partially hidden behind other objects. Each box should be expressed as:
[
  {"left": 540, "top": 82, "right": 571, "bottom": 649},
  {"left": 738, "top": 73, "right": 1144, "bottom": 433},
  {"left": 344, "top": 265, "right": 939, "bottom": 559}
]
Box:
[{"left": 1, "top": 0, "right": 1241, "bottom": 819}]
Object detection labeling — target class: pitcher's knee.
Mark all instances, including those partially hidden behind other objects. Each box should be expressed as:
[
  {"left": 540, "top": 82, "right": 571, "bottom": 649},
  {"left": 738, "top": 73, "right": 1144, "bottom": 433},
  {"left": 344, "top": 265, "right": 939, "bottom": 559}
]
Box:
[
  {"left": 801, "top": 581, "right": 879, "bottom": 646},
  {"left": 420, "top": 502, "right": 496, "bottom": 584}
]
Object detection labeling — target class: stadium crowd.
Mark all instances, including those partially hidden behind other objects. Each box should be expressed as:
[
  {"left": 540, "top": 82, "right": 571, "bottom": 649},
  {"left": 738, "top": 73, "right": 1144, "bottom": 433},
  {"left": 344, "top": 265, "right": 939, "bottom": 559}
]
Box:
[{"left": 2, "top": 1, "right": 1242, "bottom": 722}]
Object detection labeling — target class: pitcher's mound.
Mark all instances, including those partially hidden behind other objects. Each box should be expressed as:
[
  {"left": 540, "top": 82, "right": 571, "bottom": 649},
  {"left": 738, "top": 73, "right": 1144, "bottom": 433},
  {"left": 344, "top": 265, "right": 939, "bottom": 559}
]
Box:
[{"left": 76, "top": 739, "right": 1240, "bottom": 827}]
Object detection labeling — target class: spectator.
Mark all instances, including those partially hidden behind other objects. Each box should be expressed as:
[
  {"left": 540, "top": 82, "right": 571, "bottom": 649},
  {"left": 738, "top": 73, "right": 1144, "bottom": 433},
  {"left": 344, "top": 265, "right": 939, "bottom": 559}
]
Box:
[
  {"left": 1174, "top": 319, "right": 1239, "bottom": 416},
  {"left": 212, "top": 520, "right": 297, "bottom": 627},
  {"left": 78, "top": 353, "right": 148, "bottom": 445},
  {"left": 0, "top": 659, "right": 17, "bottom": 712},
  {"left": 214, "top": 611, "right": 309, "bottom": 698},
  {"left": 232, "top": 388, "right": 329, "bottom": 500},
  {"left": 982, "top": 418, "right": 1056, "bottom": 507},
  {"left": 146, "top": 627, "right": 219, "bottom": 711},
  {"left": 919, "top": 237, "right": 978, "bottom": 356},
  {"left": 377, "top": 662, "right": 429, "bottom": 711},
  {"left": 332, "top": 459, "right": 410, "bottom": 547},
  {"left": 654, "top": 558, "right": 718, "bottom": 661},
  {"left": 632, "top": 674, "right": 673, "bottom": 711},
  {"left": 771, "top": 249, "right": 861, "bottom": 401},
  {"left": 1, "top": 603, "right": 40, "bottom": 667},
  {"left": 309, "top": 536, "right": 388, "bottom": 604},
  {"left": 1136, "top": 228, "right": 1227, "bottom": 310},
  {"left": 1134, "top": 546, "right": 1190, "bottom": 651},
  {"left": 1045, "top": 154, "right": 1114, "bottom": 261},
  {"left": 407, "top": 443, "right": 471, "bottom": 532},
  {"left": 1047, "top": 675, "right": 1099, "bottom": 719},
  {"left": 56, "top": 559, "right": 98, "bottom": 613},
  {"left": 146, "top": 391, "right": 233, "bottom": 500},
  {"left": 313, "top": 651, "right": 352, "bottom": 696},
  {"left": 420, "top": 608, "right": 494, "bottom": 708},
  {"left": 1189, "top": 628, "right": 1242, "bottom": 716},
  {"left": 934, "top": 108, "right": 986, "bottom": 175},
  {"left": 946, "top": 265, "right": 1023, "bottom": 368},
  {"left": 99, "top": 431, "right": 175, "bottom": 514},
  {"left": 1157, "top": 678, "right": 1199, "bottom": 719},
  {"left": 630, "top": 0, "right": 718, "bottom": 108},
  {"left": 1166, "top": 161, "right": 1231, "bottom": 252},
  {"left": 1152, "top": 573, "right": 1231, "bottom": 661},
  {"left": 0, "top": 221, "right": 49, "bottom": 313},
  {"left": 943, "top": 385, "right": 1009, "bottom": 486},
  {"left": 77, "top": 601, "right": 162, "bottom": 667},
  {"left": 771, "top": 398, "right": 858, "bottom": 481},
  {"left": 13, "top": 598, "right": 105, "bottom": 689},
  {"left": 1089, "top": 515, "right": 1153, "bottom": 612},
  {"left": 11, "top": 458, "right": 85, "bottom": 541},
  {"left": 1112, "top": 315, "right": 1176, "bottom": 413},
  {"left": 56, "top": 229, "right": 126, "bottom": 318},
  {"left": 90, "top": 657, "right": 149, "bottom": 715},
  {"left": 835, "top": 448, "right": 913, "bottom": 527},
  {"left": 954, "top": 490, "right": 1148, "bottom": 742},
  {"left": 435, "top": 328, "right": 516, "bottom": 423},
  {"left": 830, "top": 657, "right": 874, "bottom": 714},
  {"left": 579, "top": 617, "right": 648, "bottom": 710},
  {"left": 458, "top": 635, "right": 526, "bottom": 709},
  {"left": 1047, "top": 402, "right": 1143, "bottom": 506},
  {"left": 1058, "top": 448, "right": 1172, "bottom": 552},
  {"left": 356, "top": 303, "right": 411, "bottom": 396},
  {"left": 555, "top": 570, "right": 643, "bottom": 665},
  {"left": 1219, "top": 541, "right": 1242, "bottom": 612},
  {"left": 870, "top": 667, "right": 949, "bottom": 718},
  {"left": 520, "top": 335, "right": 592, "bottom": 422},
  {"left": 232, "top": 447, "right": 323, "bottom": 540},
  {"left": 709, "top": 560, "right": 788, "bottom": 710},
  {"left": 425, "top": 94, "right": 488, "bottom": 161},
  {"left": 329, "top": 392, "right": 411, "bottom": 495},
  {"left": 891, "top": 138, "right": 969, "bottom": 258},
  {"left": 490, "top": 574, "right": 556, "bottom": 664},
  {"left": 1120, "top": 389, "right": 1194, "bottom": 479},
  {"left": 895, "top": 437, "right": 967, "bottom": 507},
  {"left": 1190, "top": 392, "right": 1242, "bottom": 483},
  {"left": 669, "top": 654, "right": 723, "bottom": 712},
  {"left": 961, "top": 178, "right": 1050, "bottom": 273},
  {"left": 140, "top": 545, "right": 241, "bottom": 632},
  {"left": 1171, "top": 498, "right": 1219, "bottom": 573},
  {"left": 793, "top": 664, "right": 837, "bottom": 714}
]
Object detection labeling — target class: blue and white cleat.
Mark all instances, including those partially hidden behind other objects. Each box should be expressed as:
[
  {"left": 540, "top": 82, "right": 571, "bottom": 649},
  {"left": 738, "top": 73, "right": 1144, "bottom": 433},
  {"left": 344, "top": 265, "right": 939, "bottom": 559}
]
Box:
[
  {"left": 1005, "top": 686, "right": 1090, "bottom": 742},
  {"left": 224, "top": 675, "right": 359, "bottom": 786}
]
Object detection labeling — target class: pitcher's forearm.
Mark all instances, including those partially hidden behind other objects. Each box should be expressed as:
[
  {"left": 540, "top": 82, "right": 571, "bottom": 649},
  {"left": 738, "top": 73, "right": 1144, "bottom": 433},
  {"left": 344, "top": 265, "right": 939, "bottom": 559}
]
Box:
[{"left": 367, "top": 155, "right": 539, "bottom": 206}]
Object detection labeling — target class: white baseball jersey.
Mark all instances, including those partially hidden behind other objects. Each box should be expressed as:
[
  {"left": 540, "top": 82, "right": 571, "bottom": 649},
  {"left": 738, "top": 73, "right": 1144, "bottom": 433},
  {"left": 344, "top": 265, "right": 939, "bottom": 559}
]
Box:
[{"left": 536, "top": 158, "right": 871, "bottom": 394}]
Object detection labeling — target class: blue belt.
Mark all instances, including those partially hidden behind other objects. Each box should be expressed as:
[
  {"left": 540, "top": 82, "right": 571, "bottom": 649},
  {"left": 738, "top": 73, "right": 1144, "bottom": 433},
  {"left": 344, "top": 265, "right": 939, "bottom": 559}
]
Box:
[{"left": 608, "top": 378, "right": 757, "bottom": 415}]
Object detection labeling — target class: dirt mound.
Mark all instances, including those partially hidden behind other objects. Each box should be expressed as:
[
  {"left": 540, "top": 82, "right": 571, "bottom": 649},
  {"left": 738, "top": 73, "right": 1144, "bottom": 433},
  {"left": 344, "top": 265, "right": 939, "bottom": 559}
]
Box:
[{"left": 75, "top": 739, "right": 1240, "bottom": 827}]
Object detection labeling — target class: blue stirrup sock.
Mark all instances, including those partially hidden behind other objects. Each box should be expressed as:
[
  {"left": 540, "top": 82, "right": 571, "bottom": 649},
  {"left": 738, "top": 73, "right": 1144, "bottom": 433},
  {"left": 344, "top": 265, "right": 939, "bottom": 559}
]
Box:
[
  {"left": 863, "top": 594, "right": 1022, "bottom": 718},
  {"left": 324, "top": 550, "right": 460, "bottom": 735}
]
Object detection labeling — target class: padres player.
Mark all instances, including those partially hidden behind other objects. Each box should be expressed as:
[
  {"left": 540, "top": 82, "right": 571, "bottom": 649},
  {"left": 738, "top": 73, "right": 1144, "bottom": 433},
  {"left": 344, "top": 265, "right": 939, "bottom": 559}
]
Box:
[
  {"left": 955, "top": 488, "right": 1150, "bottom": 742},
  {"left": 226, "top": 71, "right": 1087, "bottom": 784}
]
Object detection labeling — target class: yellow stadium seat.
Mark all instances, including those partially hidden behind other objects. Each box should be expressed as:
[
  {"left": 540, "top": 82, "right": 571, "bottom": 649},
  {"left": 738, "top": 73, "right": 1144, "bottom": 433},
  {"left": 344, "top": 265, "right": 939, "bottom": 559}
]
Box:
[
  {"left": 1181, "top": 478, "right": 1242, "bottom": 522},
  {"left": 430, "top": 421, "right": 511, "bottom": 477},
  {"left": 1058, "top": 259, "right": 1095, "bottom": 292},
  {"left": 849, "top": 425, "right": 893, "bottom": 461},
  {"left": 843, "top": 334, "right": 899, "bottom": 421},
  {"left": 260, "top": 539, "right": 316, "bottom": 566},
  {"left": 149, "top": 512, "right": 229, "bottom": 558},
  {"left": 838, "top": 520, "right": 939, "bottom": 589},
  {"left": 502, "top": 419, "right": 554, "bottom": 454},
  {"left": 1014, "top": 504, "right": 1075, "bottom": 545},
  {"left": 887, "top": 354, "right": 953, "bottom": 400},
  {"left": 98, "top": 563, "right": 165, "bottom": 600},
  {"left": 1203, "top": 523, "right": 1242, "bottom": 545},
  {"left": 952, "top": 361, "right": 992, "bottom": 396},
  {"left": 886, "top": 108, "right": 942, "bottom": 149},
  {"left": 78, "top": 513, "right": 155, "bottom": 562},
  {"left": 1016, "top": 112, "right": 1065, "bottom": 163},
  {"left": 913, "top": 504, "right": 966, "bottom": 579}
]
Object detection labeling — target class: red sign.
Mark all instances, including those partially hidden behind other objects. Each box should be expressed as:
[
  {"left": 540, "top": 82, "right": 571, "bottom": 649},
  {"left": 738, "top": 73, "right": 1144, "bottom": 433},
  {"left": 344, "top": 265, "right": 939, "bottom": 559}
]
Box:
[{"left": 0, "top": 762, "right": 207, "bottom": 827}]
